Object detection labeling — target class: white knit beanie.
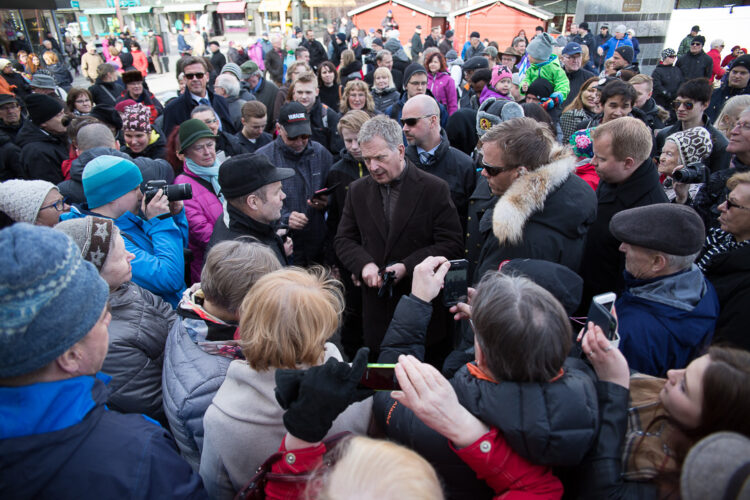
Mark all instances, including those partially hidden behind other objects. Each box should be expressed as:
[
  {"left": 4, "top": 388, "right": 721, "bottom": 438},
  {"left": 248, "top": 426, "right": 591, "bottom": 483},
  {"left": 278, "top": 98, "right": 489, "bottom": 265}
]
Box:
[{"left": 0, "top": 179, "right": 58, "bottom": 224}]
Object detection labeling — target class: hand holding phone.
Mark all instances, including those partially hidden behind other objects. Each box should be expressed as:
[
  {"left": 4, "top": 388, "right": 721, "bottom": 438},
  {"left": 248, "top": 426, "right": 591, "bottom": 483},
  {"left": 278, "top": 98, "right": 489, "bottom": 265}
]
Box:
[
  {"left": 358, "top": 364, "right": 400, "bottom": 391},
  {"left": 443, "top": 259, "right": 469, "bottom": 307},
  {"left": 586, "top": 293, "right": 617, "bottom": 341}
]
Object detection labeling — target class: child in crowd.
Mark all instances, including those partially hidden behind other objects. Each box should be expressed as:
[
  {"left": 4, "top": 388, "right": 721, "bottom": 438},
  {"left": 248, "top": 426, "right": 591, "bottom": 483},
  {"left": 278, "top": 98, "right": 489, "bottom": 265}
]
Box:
[
  {"left": 479, "top": 64, "right": 514, "bottom": 104},
  {"left": 520, "top": 33, "right": 569, "bottom": 109}
]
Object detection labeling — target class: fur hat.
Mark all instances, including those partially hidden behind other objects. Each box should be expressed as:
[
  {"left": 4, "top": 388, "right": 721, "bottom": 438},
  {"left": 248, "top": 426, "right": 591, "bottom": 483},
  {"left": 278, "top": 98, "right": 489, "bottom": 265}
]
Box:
[
  {"left": 666, "top": 127, "right": 713, "bottom": 167},
  {"left": 122, "top": 103, "right": 152, "bottom": 133},
  {"left": 55, "top": 216, "right": 116, "bottom": 270},
  {"left": 527, "top": 33, "right": 554, "bottom": 62},
  {"left": 122, "top": 70, "right": 143, "bottom": 85},
  {"left": 476, "top": 98, "right": 524, "bottom": 137},
  {"left": 0, "top": 224, "right": 109, "bottom": 378},
  {"left": 0, "top": 179, "right": 58, "bottom": 224},
  {"left": 609, "top": 203, "right": 705, "bottom": 256}
]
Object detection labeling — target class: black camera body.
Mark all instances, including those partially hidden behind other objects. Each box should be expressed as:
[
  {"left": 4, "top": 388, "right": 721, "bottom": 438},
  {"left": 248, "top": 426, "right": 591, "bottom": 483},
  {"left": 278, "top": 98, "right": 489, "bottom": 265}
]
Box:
[
  {"left": 140, "top": 180, "right": 193, "bottom": 205},
  {"left": 673, "top": 162, "right": 708, "bottom": 184}
]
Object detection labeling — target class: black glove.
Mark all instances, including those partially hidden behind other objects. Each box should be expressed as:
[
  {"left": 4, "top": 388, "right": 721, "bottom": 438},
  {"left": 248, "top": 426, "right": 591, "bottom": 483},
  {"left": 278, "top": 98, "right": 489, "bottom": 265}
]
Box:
[{"left": 275, "top": 347, "right": 374, "bottom": 443}]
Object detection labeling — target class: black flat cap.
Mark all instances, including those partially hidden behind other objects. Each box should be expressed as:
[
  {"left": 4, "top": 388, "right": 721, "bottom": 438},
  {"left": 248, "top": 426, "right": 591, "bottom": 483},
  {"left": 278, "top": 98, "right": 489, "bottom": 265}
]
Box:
[
  {"left": 219, "top": 153, "right": 294, "bottom": 199},
  {"left": 609, "top": 204, "right": 705, "bottom": 256},
  {"left": 462, "top": 56, "right": 489, "bottom": 71}
]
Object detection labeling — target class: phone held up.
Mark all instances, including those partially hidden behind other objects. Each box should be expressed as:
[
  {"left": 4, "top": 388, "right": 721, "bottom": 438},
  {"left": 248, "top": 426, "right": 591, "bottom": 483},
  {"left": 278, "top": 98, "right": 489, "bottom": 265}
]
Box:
[
  {"left": 443, "top": 259, "right": 469, "bottom": 307},
  {"left": 358, "top": 364, "right": 400, "bottom": 391},
  {"left": 586, "top": 292, "right": 617, "bottom": 341}
]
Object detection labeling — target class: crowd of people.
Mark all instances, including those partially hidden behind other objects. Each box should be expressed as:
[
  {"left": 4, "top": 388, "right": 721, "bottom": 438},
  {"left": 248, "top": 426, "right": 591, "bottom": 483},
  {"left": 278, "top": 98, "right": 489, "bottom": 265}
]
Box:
[{"left": 2, "top": 17, "right": 750, "bottom": 500}]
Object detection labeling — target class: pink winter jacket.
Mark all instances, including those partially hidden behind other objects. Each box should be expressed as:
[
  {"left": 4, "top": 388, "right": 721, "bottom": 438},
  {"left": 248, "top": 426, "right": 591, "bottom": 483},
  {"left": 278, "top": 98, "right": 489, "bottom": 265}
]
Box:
[
  {"left": 175, "top": 166, "right": 223, "bottom": 284},
  {"left": 428, "top": 71, "right": 458, "bottom": 115}
]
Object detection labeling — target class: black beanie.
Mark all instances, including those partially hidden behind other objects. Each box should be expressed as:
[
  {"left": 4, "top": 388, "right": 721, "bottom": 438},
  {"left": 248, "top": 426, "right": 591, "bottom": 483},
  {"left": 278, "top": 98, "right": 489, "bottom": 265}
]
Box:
[
  {"left": 403, "top": 63, "right": 427, "bottom": 91},
  {"left": 526, "top": 77, "right": 553, "bottom": 98},
  {"left": 90, "top": 104, "right": 123, "bottom": 132},
  {"left": 615, "top": 45, "right": 634, "bottom": 64},
  {"left": 24, "top": 93, "right": 63, "bottom": 125}
]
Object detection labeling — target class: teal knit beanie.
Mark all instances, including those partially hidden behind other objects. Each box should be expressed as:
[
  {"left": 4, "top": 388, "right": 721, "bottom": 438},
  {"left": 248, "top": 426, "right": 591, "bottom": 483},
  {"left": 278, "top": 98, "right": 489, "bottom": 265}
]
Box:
[{"left": 82, "top": 155, "right": 143, "bottom": 209}]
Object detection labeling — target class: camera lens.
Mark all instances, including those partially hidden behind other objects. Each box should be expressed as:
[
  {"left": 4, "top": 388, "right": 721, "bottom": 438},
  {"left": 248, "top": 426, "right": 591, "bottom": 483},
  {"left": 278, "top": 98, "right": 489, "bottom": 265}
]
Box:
[{"left": 164, "top": 183, "right": 193, "bottom": 202}]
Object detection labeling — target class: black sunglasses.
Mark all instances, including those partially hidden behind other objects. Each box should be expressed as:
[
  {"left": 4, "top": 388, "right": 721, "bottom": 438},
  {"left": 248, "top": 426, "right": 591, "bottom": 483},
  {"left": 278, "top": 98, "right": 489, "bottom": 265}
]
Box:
[
  {"left": 691, "top": 42, "right": 703, "bottom": 46},
  {"left": 481, "top": 158, "right": 515, "bottom": 176},
  {"left": 725, "top": 195, "right": 750, "bottom": 211},
  {"left": 184, "top": 72, "right": 205, "bottom": 80},
  {"left": 672, "top": 100, "right": 695, "bottom": 110},
  {"left": 400, "top": 114, "right": 435, "bottom": 127}
]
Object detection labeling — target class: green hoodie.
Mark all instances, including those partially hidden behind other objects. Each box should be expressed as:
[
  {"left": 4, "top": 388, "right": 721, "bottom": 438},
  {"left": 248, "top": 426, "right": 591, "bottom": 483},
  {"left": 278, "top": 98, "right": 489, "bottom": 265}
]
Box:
[{"left": 521, "top": 54, "right": 570, "bottom": 100}]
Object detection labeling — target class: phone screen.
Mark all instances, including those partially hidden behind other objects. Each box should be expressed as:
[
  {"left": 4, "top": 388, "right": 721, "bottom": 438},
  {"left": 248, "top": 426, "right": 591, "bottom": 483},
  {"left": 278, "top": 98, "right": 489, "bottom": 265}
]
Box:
[
  {"left": 443, "top": 259, "right": 469, "bottom": 307},
  {"left": 358, "top": 364, "right": 399, "bottom": 391},
  {"left": 587, "top": 301, "right": 617, "bottom": 340}
]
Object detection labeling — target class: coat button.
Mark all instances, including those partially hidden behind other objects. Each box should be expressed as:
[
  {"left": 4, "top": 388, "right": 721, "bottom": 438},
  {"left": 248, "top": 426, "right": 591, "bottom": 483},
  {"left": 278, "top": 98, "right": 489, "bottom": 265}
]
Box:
[
  {"left": 479, "top": 440, "right": 492, "bottom": 453},
  {"left": 468, "top": 216, "right": 471, "bottom": 221},
  {"left": 464, "top": 249, "right": 469, "bottom": 254},
  {"left": 285, "top": 453, "right": 296, "bottom": 464}
]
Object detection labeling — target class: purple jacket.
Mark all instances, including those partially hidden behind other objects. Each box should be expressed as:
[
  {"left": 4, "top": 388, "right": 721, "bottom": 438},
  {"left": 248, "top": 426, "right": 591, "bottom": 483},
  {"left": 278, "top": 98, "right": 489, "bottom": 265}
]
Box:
[
  {"left": 427, "top": 71, "right": 458, "bottom": 115},
  {"left": 479, "top": 86, "right": 513, "bottom": 105},
  {"left": 175, "top": 166, "right": 223, "bottom": 284}
]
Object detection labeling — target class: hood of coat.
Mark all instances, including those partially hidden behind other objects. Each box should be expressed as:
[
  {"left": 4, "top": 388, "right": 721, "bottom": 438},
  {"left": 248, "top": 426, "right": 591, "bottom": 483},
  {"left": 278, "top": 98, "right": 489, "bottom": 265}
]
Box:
[
  {"left": 492, "top": 153, "right": 576, "bottom": 245},
  {"left": 452, "top": 358, "right": 599, "bottom": 466}
]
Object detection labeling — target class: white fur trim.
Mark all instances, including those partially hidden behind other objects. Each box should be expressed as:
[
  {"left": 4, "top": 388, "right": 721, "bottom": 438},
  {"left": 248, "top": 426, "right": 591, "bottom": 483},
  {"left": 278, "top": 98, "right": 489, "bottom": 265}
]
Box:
[{"left": 492, "top": 154, "right": 575, "bottom": 245}]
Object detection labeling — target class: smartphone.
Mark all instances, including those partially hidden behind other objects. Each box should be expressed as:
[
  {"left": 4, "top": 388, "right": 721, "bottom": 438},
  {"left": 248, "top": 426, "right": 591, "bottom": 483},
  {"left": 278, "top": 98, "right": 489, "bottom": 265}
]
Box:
[
  {"left": 587, "top": 292, "right": 617, "bottom": 340},
  {"left": 358, "top": 363, "right": 400, "bottom": 391},
  {"left": 443, "top": 259, "right": 469, "bottom": 307},
  {"left": 312, "top": 183, "right": 340, "bottom": 199}
]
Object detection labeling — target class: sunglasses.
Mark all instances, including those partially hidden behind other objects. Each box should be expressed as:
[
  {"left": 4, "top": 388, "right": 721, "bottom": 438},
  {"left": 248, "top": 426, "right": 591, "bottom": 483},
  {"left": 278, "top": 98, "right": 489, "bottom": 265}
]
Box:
[
  {"left": 400, "top": 114, "right": 435, "bottom": 127},
  {"left": 184, "top": 72, "right": 205, "bottom": 80},
  {"left": 481, "top": 158, "right": 515, "bottom": 176},
  {"left": 672, "top": 100, "right": 695, "bottom": 110},
  {"left": 725, "top": 195, "right": 750, "bottom": 212},
  {"left": 691, "top": 42, "right": 703, "bottom": 46}
]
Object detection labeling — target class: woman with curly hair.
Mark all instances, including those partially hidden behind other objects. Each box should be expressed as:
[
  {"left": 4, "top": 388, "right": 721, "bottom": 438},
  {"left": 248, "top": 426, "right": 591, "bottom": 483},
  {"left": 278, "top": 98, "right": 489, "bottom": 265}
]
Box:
[{"left": 339, "top": 80, "right": 376, "bottom": 115}]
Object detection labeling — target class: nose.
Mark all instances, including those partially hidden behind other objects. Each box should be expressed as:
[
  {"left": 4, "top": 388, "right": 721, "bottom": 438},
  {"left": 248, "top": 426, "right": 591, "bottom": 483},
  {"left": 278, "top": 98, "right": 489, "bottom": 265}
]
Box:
[
  {"left": 127, "top": 251, "right": 135, "bottom": 262},
  {"left": 618, "top": 242, "right": 627, "bottom": 253},
  {"left": 718, "top": 200, "right": 728, "bottom": 213}
]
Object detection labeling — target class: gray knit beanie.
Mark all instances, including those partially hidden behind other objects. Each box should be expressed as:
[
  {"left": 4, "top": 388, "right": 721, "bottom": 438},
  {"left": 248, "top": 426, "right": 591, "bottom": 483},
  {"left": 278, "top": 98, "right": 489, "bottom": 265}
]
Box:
[
  {"left": 666, "top": 127, "right": 713, "bottom": 167},
  {"left": 527, "top": 33, "right": 554, "bottom": 62},
  {"left": 0, "top": 224, "right": 109, "bottom": 377},
  {"left": 0, "top": 179, "right": 58, "bottom": 224},
  {"left": 55, "top": 216, "right": 117, "bottom": 271}
]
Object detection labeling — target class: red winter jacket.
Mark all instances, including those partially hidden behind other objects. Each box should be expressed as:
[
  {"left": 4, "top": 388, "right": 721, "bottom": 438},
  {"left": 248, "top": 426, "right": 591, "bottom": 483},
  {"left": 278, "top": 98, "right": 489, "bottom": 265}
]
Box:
[
  {"left": 707, "top": 48, "right": 726, "bottom": 83},
  {"left": 264, "top": 430, "right": 563, "bottom": 499},
  {"left": 132, "top": 49, "right": 149, "bottom": 77}
]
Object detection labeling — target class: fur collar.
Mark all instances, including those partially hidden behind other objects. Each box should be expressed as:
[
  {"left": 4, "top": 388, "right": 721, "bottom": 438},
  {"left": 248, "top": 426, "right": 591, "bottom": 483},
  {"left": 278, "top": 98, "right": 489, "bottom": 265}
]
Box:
[{"left": 492, "top": 154, "right": 575, "bottom": 245}]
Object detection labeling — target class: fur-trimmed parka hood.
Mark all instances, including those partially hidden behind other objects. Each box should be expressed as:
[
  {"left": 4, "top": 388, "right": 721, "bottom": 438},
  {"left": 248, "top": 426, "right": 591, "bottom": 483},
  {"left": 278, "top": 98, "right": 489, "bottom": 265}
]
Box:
[{"left": 492, "top": 152, "right": 579, "bottom": 245}]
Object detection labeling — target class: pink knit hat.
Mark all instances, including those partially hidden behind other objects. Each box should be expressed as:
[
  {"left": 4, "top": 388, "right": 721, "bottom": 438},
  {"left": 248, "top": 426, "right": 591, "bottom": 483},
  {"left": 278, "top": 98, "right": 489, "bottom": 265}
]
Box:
[
  {"left": 122, "top": 104, "right": 151, "bottom": 133},
  {"left": 490, "top": 65, "right": 513, "bottom": 88}
]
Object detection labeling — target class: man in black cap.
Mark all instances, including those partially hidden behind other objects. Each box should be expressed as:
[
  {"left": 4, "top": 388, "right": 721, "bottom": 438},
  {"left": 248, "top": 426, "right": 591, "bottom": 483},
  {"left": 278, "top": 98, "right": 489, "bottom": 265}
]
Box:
[
  {"left": 0, "top": 93, "right": 25, "bottom": 143},
  {"left": 707, "top": 54, "right": 750, "bottom": 122},
  {"left": 256, "top": 102, "right": 333, "bottom": 266},
  {"left": 14, "top": 94, "right": 68, "bottom": 183},
  {"left": 573, "top": 22, "right": 596, "bottom": 61},
  {"left": 594, "top": 24, "right": 611, "bottom": 71},
  {"left": 209, "top": 153, "right": 295, "bottom": 264},
  {"left": 439, "top": 30, "right": 454, "bottom": 56},
  {"left": 609, "top": 203, "right": 719, "bottom": 377},
  {"left": 465, "top": 31, "right": 485, "bottom": 60},
  {"left": 410, "top": 25, "right": 423, "bottom": 61},
  {"left": 0, "top": 94, "right": 22, "bottom": 180},
  {"left": 676, "top": 35, "right": 713, "bottom": 81},
  {"left": 561, "top": 42, "right": 596, "bottom": 108},
  {"left": 678, "top": 25, "right": 700, "bottom": 57},
  {"left": 612, "top": 44, "right": 636, "bottom": 73},
  {"left": 459, "top": 56, "right": 489, "bottom": 109}
]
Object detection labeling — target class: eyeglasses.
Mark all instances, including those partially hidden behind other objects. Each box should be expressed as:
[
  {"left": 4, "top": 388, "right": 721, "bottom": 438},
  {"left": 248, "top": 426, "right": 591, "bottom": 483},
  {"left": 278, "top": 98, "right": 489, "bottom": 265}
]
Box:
[
  {"left": 400, "top": 114, "right": 435, "bottom": 127},
  {"left": 672, "top": 100, "right": 695, "bottom": 110},
  {"left": 184, "top": 72, "right": 205, "bottom": 80},
  {"left": 287, "top": 134, "right": 310, "bottom": 141},
  {"left": 75, "top": 98, "right": 90, "bottom": 104},
  {"left": 481, "top": 158, "right": 516, "bottom": 176},
  {"left": 724, "top": 195, "right": 750, "bottom": 212},
  {"left": 39, "top": 197, "right": 68, "bottom": 212}
]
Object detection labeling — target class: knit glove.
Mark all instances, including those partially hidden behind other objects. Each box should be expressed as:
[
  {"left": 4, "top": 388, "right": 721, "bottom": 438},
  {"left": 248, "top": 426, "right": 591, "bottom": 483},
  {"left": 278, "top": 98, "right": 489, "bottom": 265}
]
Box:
[{"left": 275, "top": 347, "right": 374, "bottom": 443}]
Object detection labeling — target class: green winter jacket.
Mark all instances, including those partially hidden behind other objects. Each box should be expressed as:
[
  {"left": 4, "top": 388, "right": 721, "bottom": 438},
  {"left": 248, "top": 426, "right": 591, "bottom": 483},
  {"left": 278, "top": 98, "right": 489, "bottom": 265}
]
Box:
[{"left": 521, "top": 54, "right": 570, "bottom": 100}]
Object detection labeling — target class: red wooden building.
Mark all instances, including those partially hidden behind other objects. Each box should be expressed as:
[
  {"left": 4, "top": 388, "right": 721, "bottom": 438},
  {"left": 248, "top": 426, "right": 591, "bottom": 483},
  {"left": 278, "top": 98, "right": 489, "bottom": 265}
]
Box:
[
  {"left": 347, "top": 0, "right": 449, "bottom": 49},
  {"left": 451, "top": 0, "right": 553, "bottom": 52}
]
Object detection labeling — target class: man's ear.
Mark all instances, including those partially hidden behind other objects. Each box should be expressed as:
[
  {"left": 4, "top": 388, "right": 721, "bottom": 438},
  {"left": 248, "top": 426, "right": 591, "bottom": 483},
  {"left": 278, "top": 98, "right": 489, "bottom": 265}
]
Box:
[
  {"left": 623, "top": 156, "right": 638, "bottom": 170},
  {"left": 55, "top": 345, "right": 81, "bottom": 375}
]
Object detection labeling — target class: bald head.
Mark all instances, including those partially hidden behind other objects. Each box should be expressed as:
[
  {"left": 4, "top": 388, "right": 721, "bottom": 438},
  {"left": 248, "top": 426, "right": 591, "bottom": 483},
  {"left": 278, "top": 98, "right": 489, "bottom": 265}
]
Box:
[
  {"left": 402, "top": 95, "right": 441, "bottom": 149},
  {"left": 77, "top": 123, "right": 117, "bottom": 152}
]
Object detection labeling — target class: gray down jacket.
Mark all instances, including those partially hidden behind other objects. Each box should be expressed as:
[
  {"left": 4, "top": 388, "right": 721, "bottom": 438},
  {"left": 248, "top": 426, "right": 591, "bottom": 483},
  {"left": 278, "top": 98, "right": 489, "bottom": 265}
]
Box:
[
  {"left": 103, "top": 281, "right": 176, "bottom": 422},
  {"left": 162, "top": 293, "right": 236, "bottom": 472}
]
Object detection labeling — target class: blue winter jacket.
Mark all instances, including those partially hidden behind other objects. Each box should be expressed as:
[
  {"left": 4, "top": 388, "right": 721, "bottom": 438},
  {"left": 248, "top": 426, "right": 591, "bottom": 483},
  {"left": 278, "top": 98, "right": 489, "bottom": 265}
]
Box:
[
  {"left": 0, "top": 374, "right": 206, "bottom": 499},
  {"left": 599, "top": 35, "right": 634, "bottom": 61},
  {"left": 62, "top": 206, "right": 189, "bottom": 307},
  {"left": 616, "top": 266, "right": 720, "bottom": 377}
]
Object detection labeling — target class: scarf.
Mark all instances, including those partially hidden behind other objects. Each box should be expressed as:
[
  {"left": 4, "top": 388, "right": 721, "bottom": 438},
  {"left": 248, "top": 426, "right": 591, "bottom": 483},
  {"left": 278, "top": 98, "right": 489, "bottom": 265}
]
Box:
[
  {"left": 185, "top": 157, "right": 224, "bottom": 202},
  {"left": 696, "top": 227, "right": 750, "bottom": 272}
]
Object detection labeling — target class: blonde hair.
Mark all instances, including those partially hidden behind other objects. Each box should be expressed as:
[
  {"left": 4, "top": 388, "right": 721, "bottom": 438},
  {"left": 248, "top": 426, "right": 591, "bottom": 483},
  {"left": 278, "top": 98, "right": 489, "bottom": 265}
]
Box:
[
  {"left": 42, "top": 50, "right": 58, "bottom": 65},
  {"left": 715, "top": 95, "right": 750, "bottom": 137},
  {"left": 239, "top": 267, "right": 344, "bottom": 370},
  {"left": 285, "top": 61, "right": 311, "bottom": 82},
  {"left": 592, "top": 116, "right": 653, "bottom": 164},
  {"left": 727, "top": 170, "right": 750, "bottom": 191},
  {"left": 628, "top": 73, "right": 653, "bottom": 92},
  {"left": 339, "top": 80, "right": 375, "bottom": 114},
  {"left": 337, "top": 109, "right": 371, "bottom": 136},
  {"left": 314, "top": 436, "right": 444, "bottom": 500},
  {"left": 372, "top": 66, "right": 394, "bottom": 88}
]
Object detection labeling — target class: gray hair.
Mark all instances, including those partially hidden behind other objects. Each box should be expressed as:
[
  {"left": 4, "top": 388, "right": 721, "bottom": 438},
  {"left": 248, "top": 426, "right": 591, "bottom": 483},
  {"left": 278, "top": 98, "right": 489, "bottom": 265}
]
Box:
[
  {"left": 358, "top": 115, "right": 402, "bottom": 151},
  {"left": 710, "top": 39, "right": 725, "bottom": 50},
  {"left": 375, "top": 50, "right": 391, "bottom": 63},
  {"left": 215, "top": 73, "right": 240, "bottom": 98},
  {"left": 77, "top": 123, "right": 116, "bottom": 152},
  {"left": 664, "top": 251, "right": 701, "bottom": 272},
  {"left": 191, "top": 104, "right": 216, "bottom": 117}
]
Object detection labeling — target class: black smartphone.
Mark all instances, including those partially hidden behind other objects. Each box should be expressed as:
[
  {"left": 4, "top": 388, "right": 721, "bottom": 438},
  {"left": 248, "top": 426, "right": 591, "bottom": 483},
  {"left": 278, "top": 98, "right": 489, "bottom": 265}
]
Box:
[
  {"left": 312, "top": 182, "right": 340, "bottom": 199},
  {"left": 358, "top": 364, "right": 400, "bottom": 391},
  {"left": 443, "top": 259, "right": 469, "bottom": 307},
  {"left": 586, "top": 292, "right": 617, "bottom": 340}
]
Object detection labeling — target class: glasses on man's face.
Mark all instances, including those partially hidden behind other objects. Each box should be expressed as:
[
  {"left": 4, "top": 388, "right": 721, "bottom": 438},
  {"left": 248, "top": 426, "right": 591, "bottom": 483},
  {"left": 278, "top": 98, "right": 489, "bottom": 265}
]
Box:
[
  {"left": 691, "top": 42, "right": 702, "bottom": 46},
  {"left": 724, "top": 195, "right": 750, "bottom": 212},
  {"left": 400, "top": 114, "right": 435, "bottom": 127},
  {"left": 481, "top": 158, "right": 515, "bottom": 176},
  {"left": 185, "top": 72, "right": 205, "bottom": 80},
  {"left": 39, "top": 197, "right": 68, "bottom": 212},
  {"left": 672, "top": 100, "right": 695, "bottom": 110}
]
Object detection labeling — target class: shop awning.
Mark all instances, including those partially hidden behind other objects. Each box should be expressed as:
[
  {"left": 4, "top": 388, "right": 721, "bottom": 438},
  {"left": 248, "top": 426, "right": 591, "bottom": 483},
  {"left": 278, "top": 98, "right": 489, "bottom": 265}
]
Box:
[
  {"left": 127, "top": 6, "right": 153, "bottom": 13},
  {"left": 82, "top": 7, "right": 116, "bottom": 15},
  {"left": 217, "top": 1, "right": 246, "bottom": 13},
  {"left": 161, "top": 3, "right": 207, "bottom": 13},
  {"left": 257, "top": 0, "right": 289, "bottom": 12},
  {"left": 304, "top": 0, "right": 355, "bottom": 6}
]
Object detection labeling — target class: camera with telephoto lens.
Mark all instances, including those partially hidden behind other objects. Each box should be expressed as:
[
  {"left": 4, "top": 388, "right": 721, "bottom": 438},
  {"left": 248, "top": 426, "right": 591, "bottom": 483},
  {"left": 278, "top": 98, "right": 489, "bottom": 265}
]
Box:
[
  {"left": 140, "top": 180, "right": 193, "bottom": 205},
  {"left": 672, "top": 162, "right": 708, "bottom": 184}
]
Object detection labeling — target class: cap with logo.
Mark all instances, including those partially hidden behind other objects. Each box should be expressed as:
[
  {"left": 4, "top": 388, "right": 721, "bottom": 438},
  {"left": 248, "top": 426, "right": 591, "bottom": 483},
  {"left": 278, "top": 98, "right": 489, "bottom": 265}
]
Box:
[{"left": 278, "top": 102, "right": 312, "bottom": 137}]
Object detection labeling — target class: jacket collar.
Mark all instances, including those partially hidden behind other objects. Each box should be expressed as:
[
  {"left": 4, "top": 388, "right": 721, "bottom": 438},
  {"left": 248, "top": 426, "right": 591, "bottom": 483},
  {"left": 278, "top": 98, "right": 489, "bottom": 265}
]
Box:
[
  {"left": 598, "top": 159, "right": 660, "bottom": 203},
  {"left": 227, "top": 202, "right": 276, "bottom": 238},
  {"left": 624, "top": 265, "right": 707, "bottom": 311},
  {"left": 491, "top": 154, "right": 574, "bottom": 245}
]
